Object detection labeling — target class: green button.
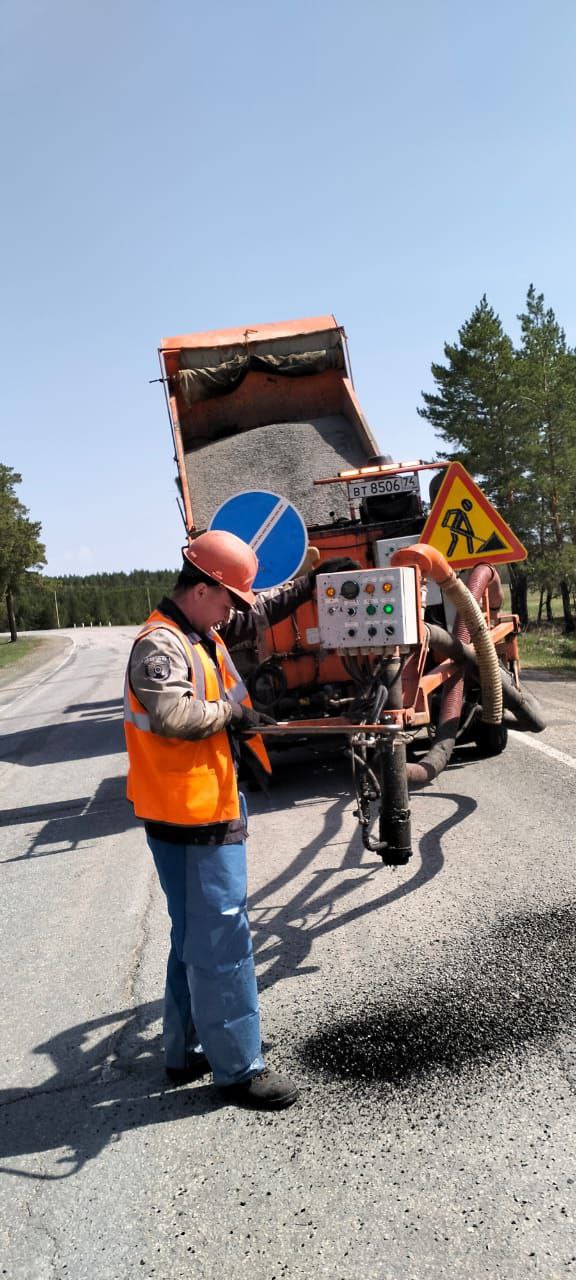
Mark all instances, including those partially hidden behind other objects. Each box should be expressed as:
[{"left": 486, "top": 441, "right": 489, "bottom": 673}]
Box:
[
  {"left": 366, "top": 604, "right": 376, "bottom": 615},
  {"left": 383, "top": 603, "right": 394, "bottom": 614}
]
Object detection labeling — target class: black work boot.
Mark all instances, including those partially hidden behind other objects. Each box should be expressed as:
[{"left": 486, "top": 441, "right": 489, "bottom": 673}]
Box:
[
  {"left": 218, "top": 1068, "right": 299, "bottom": 1110},
  {"left": 165, "top": 1054, "right": 211, "bottom": 1085}
]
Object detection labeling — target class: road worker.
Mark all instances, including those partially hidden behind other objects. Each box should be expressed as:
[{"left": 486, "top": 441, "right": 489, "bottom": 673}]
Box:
[{"left": 123, "top": 529, "right": 355, "bottom": 1110}]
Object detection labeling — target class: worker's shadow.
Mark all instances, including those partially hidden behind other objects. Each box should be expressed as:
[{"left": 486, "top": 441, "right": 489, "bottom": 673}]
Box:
[
  {"left": 248, "top": 750, "right": 477, "bottom": 992},
  {"left": 0, "top": 1000, "right": 223, "bottom": 1181}
]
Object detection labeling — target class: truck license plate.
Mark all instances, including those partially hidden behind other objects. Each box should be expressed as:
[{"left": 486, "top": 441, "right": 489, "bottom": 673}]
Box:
[{"left": 347, "top": 473, "right": 420, "bottom": 501}]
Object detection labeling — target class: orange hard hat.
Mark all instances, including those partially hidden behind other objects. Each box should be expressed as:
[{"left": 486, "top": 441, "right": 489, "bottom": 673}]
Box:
[{"left": 182, "top": 530, "right": 259, "bottom": 606}]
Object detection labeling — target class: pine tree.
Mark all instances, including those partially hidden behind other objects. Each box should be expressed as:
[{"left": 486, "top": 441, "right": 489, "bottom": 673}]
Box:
[
  {"left": 516, "top": 285, "right": 576, "bottom": 632},
  {"left": 0, "top": 465, "right": 46, "bottom": 641},
  {"left": 418, "top": 296, "right": 537, "bottom": 623}
]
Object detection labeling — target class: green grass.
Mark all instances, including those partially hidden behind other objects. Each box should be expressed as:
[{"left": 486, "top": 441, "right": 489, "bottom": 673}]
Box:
[
  {"left": 518, "top": 625, "right": 576, "bottom": 673},
  {"left": 0, "top": 636, "right": 45, "bottom": 670},
  {"left": 496, "top": 587, "right": 576, "bottom": 672}
]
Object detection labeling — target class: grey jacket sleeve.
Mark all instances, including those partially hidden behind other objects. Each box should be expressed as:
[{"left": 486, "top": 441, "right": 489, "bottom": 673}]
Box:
[
  {"left": 220, "top": 573, "right": 315, "bottom": 646},
  {"left": 129, "top": 630, "right": 234, "bottom": 740}
]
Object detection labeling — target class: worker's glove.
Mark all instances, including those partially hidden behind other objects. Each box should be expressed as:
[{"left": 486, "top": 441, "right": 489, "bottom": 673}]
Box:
[
  {"left": 229, "top": 703, "right": 277, "bottom": 734},
  {"left": 312, "top": 557, "right": 362, "bottom": 579}
]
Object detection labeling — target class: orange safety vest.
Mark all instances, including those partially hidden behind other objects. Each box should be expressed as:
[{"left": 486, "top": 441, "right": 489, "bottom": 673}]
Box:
[{"left": 124, "top": 609, "right": 271, "bottom": 826}]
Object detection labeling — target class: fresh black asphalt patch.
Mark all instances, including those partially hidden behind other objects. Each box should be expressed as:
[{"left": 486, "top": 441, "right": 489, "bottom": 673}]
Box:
[{"left": 298, "top": 904, "right": 576, "bottom": 1084}]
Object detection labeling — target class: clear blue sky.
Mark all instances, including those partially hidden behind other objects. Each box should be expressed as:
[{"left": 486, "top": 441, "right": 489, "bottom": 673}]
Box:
[{"left": 2, "top": 0, "right": 575, "bottom": 575}]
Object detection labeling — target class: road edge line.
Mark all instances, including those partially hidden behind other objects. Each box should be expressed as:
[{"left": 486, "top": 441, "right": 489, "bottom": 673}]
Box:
[{"left": 509, "top": 730, "right": 576, "bottom": 773}]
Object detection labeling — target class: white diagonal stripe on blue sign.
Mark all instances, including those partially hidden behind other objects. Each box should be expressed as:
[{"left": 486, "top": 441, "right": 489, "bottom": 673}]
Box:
[{"left": 249, "top": 497, "right": 290, "bottom": 553}]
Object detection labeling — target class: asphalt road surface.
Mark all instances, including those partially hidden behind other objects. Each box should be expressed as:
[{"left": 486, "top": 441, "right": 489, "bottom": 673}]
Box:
[{"left": 0, "top": 628, "right": 575, "bottom": 1280}]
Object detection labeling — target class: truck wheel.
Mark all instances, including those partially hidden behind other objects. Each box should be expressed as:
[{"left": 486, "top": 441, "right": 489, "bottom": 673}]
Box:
[{"left": 474, "top": 720, "right": 508, "bottom": 757}]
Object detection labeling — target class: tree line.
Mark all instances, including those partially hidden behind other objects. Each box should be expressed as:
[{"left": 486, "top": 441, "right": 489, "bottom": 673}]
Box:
[
  {"left": 1, "top": 566, "right": 178, "bottom": 634},
  {"left": 419, "top": 285, "right": 576, "bottom": 631}
]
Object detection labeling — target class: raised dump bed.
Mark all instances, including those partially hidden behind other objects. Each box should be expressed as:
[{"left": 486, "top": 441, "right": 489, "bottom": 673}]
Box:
[{"left": 159, "top": 315, "right": 380, "bottom": 532}]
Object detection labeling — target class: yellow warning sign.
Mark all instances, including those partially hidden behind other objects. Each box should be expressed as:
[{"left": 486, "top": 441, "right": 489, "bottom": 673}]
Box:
[{"left": 420, "top": 462, "right": 527, "bottom": 569}]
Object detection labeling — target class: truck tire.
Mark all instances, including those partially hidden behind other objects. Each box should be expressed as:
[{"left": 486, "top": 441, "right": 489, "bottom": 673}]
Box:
[{"left": 474, "top": 719, "right": 508, "bottom": 757}]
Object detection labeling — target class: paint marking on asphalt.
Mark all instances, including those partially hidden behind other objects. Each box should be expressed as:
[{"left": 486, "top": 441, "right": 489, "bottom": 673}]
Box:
[
  {"left": 249, "top": 497, "right": 290, "bottom": 552},
  {"left": 511, "top": 731, "right": 576, "bottom": 772}
]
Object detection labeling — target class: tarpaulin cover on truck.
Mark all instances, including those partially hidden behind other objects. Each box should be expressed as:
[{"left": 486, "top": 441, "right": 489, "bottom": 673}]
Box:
[{"left": 176, "top": 346, "right": 345, "bottom": 405}]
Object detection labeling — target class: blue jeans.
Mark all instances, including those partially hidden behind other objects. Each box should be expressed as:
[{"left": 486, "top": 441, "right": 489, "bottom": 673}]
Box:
[{"left": 147, "top": 799, "right": 265, "bottom": 1087}]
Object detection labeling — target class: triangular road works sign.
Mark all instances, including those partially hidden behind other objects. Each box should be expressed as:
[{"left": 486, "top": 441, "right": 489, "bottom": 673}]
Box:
[{"left": 420, "top": 462, "right": 528, "bottom": 570}]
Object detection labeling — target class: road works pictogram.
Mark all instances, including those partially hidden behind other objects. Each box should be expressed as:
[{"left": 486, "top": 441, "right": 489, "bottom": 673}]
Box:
[{"left": 420, "top": 462, "right": 528, "bottom": 569}]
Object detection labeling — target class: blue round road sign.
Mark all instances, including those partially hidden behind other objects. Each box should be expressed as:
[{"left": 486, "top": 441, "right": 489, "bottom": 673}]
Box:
[{"left": 209, "top": 490, "right": 308, "bottom": 590}]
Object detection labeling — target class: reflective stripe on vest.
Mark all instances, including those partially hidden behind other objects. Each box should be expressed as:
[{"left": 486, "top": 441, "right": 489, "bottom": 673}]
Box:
[
  {"left": 210, "top": 630, "right": 249, "bottom": 703},
  {"left": 123, "top": 683, "right": 151, "bottom": 731},
  {"left": 210, "top": 630, "right": 271, "bottom": 775}
]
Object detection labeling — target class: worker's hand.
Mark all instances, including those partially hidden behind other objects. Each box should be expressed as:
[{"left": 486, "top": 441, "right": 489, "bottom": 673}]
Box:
[
  {"left": 229, "top": 703, "right": 277, "bottom": 733},
  {"left": 312, "top": 557, "right": 362, "bottom": 579}
]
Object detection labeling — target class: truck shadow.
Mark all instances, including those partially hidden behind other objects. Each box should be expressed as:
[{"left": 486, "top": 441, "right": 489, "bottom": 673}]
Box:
[
  {"left": 0, "top": 776, "right": 137, "bottom": 863},
  {"left": 249, "top": 749, "right": 476, "bottom": 991},
  {"left": 0, "top": 699, "right": 125, "bottom": 766}
]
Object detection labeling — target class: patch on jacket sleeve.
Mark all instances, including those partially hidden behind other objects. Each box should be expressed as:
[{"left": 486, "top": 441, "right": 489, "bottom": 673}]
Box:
[{"left": 144, "top": 653, "right": 171, "bottom": 681}]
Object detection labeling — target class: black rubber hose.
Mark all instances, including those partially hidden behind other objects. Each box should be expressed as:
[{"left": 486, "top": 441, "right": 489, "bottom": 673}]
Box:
[
  {"left": 426, "top": 624, "right": 547, "bottom": 733},
  {"left": 405, "top": 700, "right": 462, "bottom": 789},
  {"left": 396, "top": 565, "right": 543, "bottom": 792},
  {"left": 496, "top": 670, "right": 546, "bottom": 732},
  {"left": 406, "top": 564, "right": 496, "bottom": 788}
]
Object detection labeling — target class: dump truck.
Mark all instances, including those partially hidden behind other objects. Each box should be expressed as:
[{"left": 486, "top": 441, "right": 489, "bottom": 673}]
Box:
[{"left": 158, "top": 315, "right": 545, "bottom": 865}]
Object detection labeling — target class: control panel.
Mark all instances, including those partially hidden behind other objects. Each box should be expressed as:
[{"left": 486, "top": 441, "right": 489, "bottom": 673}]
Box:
[{"left": 316, "top": 568, "right": 420, "bottom": 650}]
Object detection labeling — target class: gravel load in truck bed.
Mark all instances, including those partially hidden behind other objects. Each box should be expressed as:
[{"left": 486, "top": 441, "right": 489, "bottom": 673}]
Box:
[{"left": 184, "top": 414, "right": 372, "bottom": 529}]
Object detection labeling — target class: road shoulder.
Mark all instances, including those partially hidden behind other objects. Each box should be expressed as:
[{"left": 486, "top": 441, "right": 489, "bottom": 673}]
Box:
[{"left": 0, "top": 636, "right": 74, "bottom": 701}]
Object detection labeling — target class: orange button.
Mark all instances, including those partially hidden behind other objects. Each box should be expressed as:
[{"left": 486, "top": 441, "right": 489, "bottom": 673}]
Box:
[
  {"left": 383, "top": 582, "right": 393, "bottom": 593},
  {"left": 364, "top": 583, "right": 376, "bottom": 594}
]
